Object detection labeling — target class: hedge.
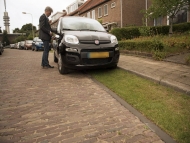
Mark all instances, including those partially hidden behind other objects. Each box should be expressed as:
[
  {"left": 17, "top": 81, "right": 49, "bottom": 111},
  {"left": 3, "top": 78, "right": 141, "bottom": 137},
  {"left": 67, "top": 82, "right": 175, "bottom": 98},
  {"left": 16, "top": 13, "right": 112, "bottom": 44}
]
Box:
[
  {"left": 111, "top": 22, "right": 190, "bottom": 40},
  {"left": 111, "top": 27, "right": 140, "bottom": 41},
  {"left": 119, "top": 39, "right": 164, "bottom": 52}
]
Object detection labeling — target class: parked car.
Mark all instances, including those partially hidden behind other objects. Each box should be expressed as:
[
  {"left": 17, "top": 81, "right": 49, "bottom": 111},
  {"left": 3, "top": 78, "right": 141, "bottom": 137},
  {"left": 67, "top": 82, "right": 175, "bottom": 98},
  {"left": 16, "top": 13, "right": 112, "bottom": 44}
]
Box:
[
  {"left": 24, "top": 40, "right": 33, "bottom": 50},
  {"left": 10, "top": 44, "right": 15, "bottom": 49},
  {"left": 32, "top": 37, "right": 44, "bottom": 51},
  {"left": 19, "top": 41, "right": 25, "bottom": 50},
  {"left": 0, "top": 41, "right": 4, "bottom": 55},
  {"left": 16, "top": 42, "right": 20, "bottom": 49},
  {"left": 53, "top": 16, "right": 120, "bottom": 74},
  {"left": 14, "top": 43, "right": 18, "bottom": 49}
]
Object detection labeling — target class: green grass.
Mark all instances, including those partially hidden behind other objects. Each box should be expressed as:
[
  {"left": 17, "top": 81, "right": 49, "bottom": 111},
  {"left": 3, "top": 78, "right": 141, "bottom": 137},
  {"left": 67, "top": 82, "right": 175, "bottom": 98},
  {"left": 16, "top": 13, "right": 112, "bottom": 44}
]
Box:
[{"left": 89, "top": 69, "right": 190, "bottom": 143}]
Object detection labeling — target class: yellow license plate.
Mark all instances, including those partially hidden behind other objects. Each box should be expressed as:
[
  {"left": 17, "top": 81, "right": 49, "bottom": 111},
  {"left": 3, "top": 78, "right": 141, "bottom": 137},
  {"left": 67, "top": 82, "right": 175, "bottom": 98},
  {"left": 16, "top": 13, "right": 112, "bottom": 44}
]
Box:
[{"left": 88, "top": 52, "right": 109, "bottom": 58}]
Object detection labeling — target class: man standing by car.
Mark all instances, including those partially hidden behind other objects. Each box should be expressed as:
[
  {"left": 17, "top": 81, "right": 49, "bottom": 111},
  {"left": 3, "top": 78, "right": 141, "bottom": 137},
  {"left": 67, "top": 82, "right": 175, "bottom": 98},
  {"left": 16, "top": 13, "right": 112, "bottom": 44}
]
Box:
[{"left": 39, "top": 6, "right": 55, "bottom": 68}]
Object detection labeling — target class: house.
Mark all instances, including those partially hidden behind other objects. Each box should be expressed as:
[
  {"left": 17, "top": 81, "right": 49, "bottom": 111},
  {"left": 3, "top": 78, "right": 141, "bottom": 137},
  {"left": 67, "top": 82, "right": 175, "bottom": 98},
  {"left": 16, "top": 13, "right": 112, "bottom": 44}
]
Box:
[
  {"left": 68, "top": 0, "right": 150, "bottom": 30},
  {"left": 50, "top": 0, "right": 190, "bottom": 31}
]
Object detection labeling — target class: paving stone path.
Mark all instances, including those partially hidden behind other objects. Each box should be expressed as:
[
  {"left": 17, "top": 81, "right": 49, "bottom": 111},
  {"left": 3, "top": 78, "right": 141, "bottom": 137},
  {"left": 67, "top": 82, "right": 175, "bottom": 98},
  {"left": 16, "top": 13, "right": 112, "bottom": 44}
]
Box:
[{"left": 0, "top": 49, "right": 164, "bottom": 143}]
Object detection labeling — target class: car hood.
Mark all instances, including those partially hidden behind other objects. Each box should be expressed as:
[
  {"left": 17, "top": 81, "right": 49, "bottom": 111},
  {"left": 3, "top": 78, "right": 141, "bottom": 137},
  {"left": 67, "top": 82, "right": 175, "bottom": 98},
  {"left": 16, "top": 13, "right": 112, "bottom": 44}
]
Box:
[{"left": 64, "top": 31, "right": 112, "bottom": 41}]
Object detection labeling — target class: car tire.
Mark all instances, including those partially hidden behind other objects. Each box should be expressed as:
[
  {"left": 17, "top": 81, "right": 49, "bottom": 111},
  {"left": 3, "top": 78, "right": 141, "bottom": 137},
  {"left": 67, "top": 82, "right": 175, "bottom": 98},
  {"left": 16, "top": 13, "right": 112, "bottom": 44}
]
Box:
[
  {"left": 54, "top": 52, "right": 58, "bottom": 63},
  {"left": 58, "top": 53, "right": 68, "bottom": 74}
]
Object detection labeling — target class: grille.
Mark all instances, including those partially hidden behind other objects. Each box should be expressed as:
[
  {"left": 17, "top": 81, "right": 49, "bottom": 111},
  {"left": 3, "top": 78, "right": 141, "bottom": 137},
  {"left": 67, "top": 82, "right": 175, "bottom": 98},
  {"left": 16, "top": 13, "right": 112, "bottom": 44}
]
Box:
[
  {"left": 81, "top": 48, "right": 113, "bottom": 52},
  {"left": 82, "top": 58, "right": 112, "bottom": 65},
  {"left": 80, "top": 40, "right": 110, "bottom": 44}
]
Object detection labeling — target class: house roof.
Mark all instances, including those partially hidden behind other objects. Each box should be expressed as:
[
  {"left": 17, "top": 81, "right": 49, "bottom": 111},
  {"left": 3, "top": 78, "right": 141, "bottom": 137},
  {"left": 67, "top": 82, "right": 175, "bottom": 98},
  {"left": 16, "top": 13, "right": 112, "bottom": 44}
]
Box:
[
  {"left": 68, "top": 0, "right": 92, "bottom": 16},
  {"left": 68, "top": 0, "right": 111, "bottom": 16}
]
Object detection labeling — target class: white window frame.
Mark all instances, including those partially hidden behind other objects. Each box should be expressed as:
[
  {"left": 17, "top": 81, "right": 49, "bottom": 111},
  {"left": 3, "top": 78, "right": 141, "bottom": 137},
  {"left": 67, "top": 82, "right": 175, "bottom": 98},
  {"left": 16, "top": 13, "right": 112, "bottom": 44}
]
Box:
[
  {"left": 92, "top": 10, "right": 95, "bottom": 19},
  {"left": 98, "top": 7, "right": 102, "bottom": 18},
  {"left": 87, "top": 12, "right": 91, "bottom": 18},
  {"left": 111, "top": 2, "right": 116, "bottom": 8},
  {"left": 104, "top": 4, "right": 108, "bottom": 16}
]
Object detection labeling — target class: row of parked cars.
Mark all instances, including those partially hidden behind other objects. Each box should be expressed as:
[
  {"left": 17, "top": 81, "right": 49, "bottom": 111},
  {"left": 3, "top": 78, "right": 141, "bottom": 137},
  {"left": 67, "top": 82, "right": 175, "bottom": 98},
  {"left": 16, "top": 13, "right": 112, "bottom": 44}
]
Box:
[{"left": 10, "top": 37, "right": 44, "bottom": 51}]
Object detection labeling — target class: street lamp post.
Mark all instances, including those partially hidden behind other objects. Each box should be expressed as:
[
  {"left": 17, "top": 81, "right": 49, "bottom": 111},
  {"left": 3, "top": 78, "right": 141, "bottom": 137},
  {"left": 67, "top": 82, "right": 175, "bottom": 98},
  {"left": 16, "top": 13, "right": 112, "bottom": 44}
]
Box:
[{"left": 22, "top": 12, "right": 34, "bottom": 39}]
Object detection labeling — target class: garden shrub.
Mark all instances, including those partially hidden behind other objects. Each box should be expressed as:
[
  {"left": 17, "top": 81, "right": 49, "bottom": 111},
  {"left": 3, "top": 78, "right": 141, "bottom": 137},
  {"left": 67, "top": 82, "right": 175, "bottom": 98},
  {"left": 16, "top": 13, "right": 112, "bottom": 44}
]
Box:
[
  {"left": 119, "top": 39, "right": 164, "bottom": 53},
  {"left": 111, "top": 27, "right": 140, "bottom": 41},
  {"left": 173, "top": 22, "right": 190, "bottom": 33}
]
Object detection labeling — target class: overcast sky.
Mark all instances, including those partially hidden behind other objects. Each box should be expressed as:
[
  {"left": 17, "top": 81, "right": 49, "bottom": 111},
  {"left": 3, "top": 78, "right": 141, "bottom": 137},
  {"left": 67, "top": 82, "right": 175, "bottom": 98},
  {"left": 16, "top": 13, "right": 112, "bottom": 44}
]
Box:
[{"left": 0, "top": 0, "right": 80, "bottom": 33}]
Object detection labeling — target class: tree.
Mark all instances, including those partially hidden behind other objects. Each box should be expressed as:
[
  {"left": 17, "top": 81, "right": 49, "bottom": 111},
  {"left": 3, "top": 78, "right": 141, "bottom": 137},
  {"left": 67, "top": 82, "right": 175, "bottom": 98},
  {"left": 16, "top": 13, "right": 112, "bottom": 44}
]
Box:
[
  {"left": 2, "top": 30, "right": 10, "bottom": 46},
  {"left": 20, "top": 23, "right": 36, "bottom": 37},
  {"left": 13, "top": 28, "right": 20, "bottom": 33},
  {"left": 145, "top": 0, "right": 189, "bottom": 35}
]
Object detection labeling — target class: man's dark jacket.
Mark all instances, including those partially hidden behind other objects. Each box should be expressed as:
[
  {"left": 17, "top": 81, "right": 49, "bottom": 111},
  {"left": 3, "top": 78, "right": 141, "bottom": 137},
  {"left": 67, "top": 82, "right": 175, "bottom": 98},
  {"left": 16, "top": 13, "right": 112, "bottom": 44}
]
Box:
[{"left": 39, "top": 14, "right": 54, "bottom": 41}]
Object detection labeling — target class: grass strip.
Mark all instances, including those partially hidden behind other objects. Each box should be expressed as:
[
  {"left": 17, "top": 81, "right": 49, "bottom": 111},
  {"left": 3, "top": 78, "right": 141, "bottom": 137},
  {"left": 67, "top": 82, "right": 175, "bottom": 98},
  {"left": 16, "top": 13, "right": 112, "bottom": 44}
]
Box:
[{"left": 89, "top": 68, "right": 190, "bottom": 143}]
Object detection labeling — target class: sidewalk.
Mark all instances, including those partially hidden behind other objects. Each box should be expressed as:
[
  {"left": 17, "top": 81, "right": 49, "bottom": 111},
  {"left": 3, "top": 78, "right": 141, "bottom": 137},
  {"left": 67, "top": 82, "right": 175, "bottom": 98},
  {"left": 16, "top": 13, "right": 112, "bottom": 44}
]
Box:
[{"left": 118, "top": 54, "right": 190, "bottom": 95}]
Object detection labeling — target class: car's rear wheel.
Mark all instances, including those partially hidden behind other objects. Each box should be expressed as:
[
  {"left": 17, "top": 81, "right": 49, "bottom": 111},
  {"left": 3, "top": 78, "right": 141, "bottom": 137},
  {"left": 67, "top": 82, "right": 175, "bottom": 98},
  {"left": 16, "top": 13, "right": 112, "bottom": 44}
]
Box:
[
  {"left": 58, "top": 53, "right": 68, "bottom": 74},
  {"left": 54, "top": 52, "right": 58, "bottom": 63}
]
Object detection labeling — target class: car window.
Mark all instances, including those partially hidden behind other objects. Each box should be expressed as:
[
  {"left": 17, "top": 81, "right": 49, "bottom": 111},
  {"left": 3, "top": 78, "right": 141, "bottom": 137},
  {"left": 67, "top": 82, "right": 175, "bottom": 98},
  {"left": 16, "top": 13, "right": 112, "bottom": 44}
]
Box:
[{"left": 58, "top": 16, "right": 106, "bottom": 32}]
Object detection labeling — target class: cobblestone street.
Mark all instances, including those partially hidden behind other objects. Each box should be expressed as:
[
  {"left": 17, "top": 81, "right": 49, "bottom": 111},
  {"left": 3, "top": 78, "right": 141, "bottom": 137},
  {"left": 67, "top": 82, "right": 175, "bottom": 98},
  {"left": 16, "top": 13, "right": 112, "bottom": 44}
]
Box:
[{"left": 0, "top": 49, "right": 164, "bottom": 143}]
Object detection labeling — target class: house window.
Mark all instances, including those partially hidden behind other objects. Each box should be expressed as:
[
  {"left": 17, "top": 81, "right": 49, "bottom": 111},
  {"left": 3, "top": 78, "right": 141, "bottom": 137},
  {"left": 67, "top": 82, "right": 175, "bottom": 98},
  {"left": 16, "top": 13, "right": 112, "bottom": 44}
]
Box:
[
  {"left": 111, "top": 2, "right": 116, "bottom": 8},
  {"left": 104, "top": 4, "right": 108, "bottom": 16},
  {"left": 98, "top": 7, "right": 102, "bottom": 18},
  {"left": 173, "top": 8, "right": 187, "bottom": 24},
  {"left": 154, "top": 16, "right": 162, "bottom": 26},
  {"left": 87, "top": 12, "right": 91, "bottom": 18},
  {"left": 92, "top": 10, "right": 95, "bottom": 19}
]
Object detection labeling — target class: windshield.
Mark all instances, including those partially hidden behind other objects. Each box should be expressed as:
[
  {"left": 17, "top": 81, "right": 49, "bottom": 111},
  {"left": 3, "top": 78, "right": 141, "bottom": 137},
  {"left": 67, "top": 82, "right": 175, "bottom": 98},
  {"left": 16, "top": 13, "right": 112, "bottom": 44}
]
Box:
[{"left": 58, "top": 16, "right": 106, "bottom": 32}]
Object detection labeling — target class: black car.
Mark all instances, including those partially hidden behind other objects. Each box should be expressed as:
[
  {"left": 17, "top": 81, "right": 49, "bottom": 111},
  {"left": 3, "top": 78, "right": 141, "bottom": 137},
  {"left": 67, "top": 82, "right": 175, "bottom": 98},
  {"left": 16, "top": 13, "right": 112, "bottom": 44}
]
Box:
[
  {"left": 0, "top": 41, "right": 4, "bottom": 55},
  {"left": 53, "top": 16, "right": 120, "bottom": 74}
]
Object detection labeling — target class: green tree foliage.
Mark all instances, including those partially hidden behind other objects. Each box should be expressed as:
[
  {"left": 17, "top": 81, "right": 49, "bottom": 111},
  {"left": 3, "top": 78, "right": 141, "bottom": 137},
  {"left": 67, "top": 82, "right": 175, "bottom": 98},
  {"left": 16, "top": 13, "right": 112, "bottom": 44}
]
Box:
[
  {"left": 2, "top": 30, "right": 10, "bottom": 46},
  {"left": 13, "top": 28, "right": 20, "bottom": 33},
  {"left": 15, "top": 35, "right": 26, "bottom": 42},
  {"left": 13, "top": 23, "right": 37, "bottom": 41},
  {"left": 20, "top": 23, "right": 36, "bottom": 38},
  {"left": 145, "top": 0, "right": 189, "bottom": 35}
]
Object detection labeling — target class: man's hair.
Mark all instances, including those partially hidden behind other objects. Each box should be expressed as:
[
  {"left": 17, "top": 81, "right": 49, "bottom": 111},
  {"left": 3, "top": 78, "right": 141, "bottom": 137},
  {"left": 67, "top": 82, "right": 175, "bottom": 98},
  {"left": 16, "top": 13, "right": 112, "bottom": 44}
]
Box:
[{"left": 45, "top": 6, "right": 53, "bottom": 13}]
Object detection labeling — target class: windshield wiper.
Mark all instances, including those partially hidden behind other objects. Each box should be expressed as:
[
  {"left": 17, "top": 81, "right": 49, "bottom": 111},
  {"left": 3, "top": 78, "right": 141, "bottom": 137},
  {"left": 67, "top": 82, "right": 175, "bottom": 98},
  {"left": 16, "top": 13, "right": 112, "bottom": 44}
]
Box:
[{"left": 78, "top": 29, "right": 97, "bottom": 31}]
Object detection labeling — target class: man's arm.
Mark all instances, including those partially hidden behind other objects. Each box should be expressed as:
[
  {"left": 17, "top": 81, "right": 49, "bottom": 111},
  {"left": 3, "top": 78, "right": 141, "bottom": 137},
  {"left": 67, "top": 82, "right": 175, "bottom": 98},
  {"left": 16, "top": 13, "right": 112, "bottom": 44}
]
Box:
[{"left": 40, "top": 15, "right": 51, "bottom": 35}]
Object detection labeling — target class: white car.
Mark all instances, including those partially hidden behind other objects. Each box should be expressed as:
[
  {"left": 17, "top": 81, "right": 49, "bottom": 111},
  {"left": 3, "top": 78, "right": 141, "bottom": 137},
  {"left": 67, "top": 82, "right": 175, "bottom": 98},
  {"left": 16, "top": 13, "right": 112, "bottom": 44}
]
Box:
[{"left": 17, "top": 42, "right": 20, "bottom": 49}]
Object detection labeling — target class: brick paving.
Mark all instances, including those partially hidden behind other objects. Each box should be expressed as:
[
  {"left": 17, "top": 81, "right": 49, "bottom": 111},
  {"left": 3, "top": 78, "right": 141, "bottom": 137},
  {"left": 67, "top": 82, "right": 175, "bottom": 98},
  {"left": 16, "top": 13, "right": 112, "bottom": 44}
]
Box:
[{"left": 0, "top": 49, "right": 164, "bottom": 143}]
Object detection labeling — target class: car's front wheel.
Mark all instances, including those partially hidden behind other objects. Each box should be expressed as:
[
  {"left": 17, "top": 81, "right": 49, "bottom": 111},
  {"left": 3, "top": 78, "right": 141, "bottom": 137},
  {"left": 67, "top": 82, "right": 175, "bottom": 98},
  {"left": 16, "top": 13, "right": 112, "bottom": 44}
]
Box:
[
  {"left": 58, "top": 53, "right": 68, "bottom": 74},
  {"left": 54, "top": 52, "right": 58, "bottom": 63}
]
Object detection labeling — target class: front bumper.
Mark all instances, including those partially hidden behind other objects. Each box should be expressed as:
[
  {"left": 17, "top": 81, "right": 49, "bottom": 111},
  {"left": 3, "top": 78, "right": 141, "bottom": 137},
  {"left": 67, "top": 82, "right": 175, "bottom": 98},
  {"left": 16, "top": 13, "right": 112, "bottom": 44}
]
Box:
[{"left": 60, "top": 44, "right": 120, "bottom": 70}]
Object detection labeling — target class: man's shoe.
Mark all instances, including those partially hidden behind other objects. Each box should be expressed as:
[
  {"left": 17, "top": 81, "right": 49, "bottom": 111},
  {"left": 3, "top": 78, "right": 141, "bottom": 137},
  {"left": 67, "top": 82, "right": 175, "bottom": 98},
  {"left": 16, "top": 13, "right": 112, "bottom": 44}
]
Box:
[
  {"left": 42, "top": 66, "right": 49, "bottom": 69},
  {"left": 48, "top": 65, "right": 54, "bottom": 68}
]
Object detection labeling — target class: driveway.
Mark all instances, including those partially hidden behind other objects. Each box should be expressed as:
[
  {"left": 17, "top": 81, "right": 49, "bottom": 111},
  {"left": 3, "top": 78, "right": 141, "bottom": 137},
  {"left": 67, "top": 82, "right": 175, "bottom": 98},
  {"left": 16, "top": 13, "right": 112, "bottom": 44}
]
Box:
[{"left": 0, "top": 49, "right": 164, "bottom": 143}]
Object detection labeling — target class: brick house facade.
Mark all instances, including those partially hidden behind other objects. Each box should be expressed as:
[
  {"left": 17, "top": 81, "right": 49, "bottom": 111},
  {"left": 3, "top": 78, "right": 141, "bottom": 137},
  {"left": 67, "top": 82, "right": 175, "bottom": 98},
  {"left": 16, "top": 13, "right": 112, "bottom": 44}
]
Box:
[{"left": 50, "top": 0, "right": 190, "bottom": 30}]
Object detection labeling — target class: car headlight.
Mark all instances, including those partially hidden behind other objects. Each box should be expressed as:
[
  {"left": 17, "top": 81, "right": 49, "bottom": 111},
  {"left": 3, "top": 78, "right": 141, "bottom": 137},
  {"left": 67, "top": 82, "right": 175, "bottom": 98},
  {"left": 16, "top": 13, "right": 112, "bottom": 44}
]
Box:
[
  {"left": 110, "top": 36, "right": 118, "bottom": 44},
  {"left": 65, "top": 35, "right": 79, "bottom": 44}
]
